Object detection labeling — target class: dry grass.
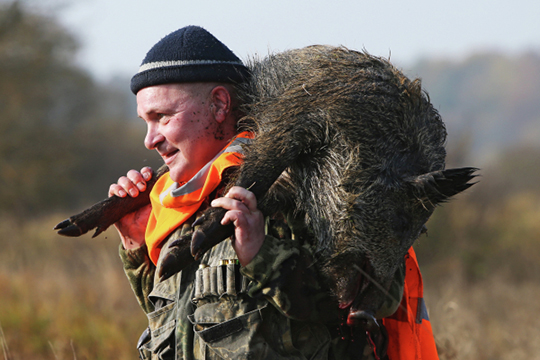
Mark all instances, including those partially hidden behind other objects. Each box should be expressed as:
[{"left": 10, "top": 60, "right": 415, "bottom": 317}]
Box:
[
  {"left": 1, "top": 213, "right": 539, "bottom": 359},
  {"left": 414, "top": 181, "right": 540, "bottom": 360},
  {"left": 0, "top": 214, "right": 147, "bottom": 360},
  {"left": 425, "top": 274, "right": 540, "bottom": 360}
]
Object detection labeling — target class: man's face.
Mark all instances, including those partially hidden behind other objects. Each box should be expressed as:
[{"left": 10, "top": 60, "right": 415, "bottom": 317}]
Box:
[{"left": 137, "top": 83, "right": 227, "bottom": 183}]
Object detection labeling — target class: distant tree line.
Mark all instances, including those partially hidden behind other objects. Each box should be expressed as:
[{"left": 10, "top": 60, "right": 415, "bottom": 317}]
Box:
[
  {"left": 2, "top": 1, "right": 540, "bottom": 285},
  {"left": 407, "top": 47, "right": 540, "bottom": 284},
  {"left": 409, "top": 51, "right": 540, "bottom": 164},
  {"left": 0, "top": 1, "right": 161, "bottom": 217}
]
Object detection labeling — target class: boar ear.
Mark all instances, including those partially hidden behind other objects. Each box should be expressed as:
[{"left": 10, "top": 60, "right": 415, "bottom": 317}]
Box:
[{"left": 406, "top": 167, "right": 479, "bottom": 209}]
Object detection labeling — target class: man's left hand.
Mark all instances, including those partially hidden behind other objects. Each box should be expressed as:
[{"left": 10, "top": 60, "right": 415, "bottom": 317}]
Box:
[{"left": 210, "top": 186, "right": 265, "bottom": 266}]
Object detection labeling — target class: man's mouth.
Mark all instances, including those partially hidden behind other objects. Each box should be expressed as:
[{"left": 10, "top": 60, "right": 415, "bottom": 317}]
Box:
[{"left": 161, "top": 149, "right": 179, "bottom": 164}]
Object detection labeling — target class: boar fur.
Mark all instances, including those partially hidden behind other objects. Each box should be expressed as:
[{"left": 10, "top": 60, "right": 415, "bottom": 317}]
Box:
[{"left": 56, "top": 45, "right": 477, "bottom": 328}]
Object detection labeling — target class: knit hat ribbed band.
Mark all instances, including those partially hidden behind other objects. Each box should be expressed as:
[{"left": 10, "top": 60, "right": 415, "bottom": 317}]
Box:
[{"left": 131, "top": 26, "right": 250, "bottom": 94}]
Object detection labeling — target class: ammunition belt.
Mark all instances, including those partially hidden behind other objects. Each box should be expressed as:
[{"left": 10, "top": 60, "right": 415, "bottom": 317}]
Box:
[{"left": 192, "top": 259, "right": 249, "bottom": 302}]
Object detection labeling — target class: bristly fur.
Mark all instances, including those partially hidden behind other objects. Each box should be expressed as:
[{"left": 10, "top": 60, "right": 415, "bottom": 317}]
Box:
[
  {"left": 225, "top": 45, "right": 477, "bottom": 312},
  {"left": 56, "top": 45, "right": 478, "bottom": 321},
  {"left": 235, "top": 45, "right": 447, "bottom": 261}
]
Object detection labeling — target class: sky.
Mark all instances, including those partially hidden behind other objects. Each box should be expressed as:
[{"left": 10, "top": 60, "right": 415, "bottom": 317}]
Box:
[{"left": 52, "top": 0, "right": 540, "bottom": 81}]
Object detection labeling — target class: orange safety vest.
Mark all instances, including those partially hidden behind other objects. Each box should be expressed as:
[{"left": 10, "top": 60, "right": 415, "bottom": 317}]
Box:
[
  {"left": 145, "top": 131, "right": 439, "bottom": 360},
  {"left": 382, "top": 247, "right": 440, "bottom": 360},
  {"left": 145, "top": 131, "right": 253, "bottom": 265}
]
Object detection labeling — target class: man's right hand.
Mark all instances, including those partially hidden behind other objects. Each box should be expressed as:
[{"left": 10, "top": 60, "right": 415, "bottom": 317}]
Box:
[{"left": 109, "top": 167, "right": 154, "bottom": 250}]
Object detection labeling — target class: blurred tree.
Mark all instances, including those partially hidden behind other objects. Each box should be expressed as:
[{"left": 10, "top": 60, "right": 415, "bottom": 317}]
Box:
[
  {"left": 0, "top": 1, "right": 161, "bottom": 217},
  {"left": 410, "top": 52, "right": 540, "bottom": 164},
  {"left": 415, "top": 144, "right": 540, "bottom": 284},
  {"left": 408, "top": 51, "right": 540, "bottom": 285}
]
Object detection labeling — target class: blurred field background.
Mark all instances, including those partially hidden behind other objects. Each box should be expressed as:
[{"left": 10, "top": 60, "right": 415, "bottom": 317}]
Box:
[{"left": 1, "top": 2, "right": 540, "bottom": 359}]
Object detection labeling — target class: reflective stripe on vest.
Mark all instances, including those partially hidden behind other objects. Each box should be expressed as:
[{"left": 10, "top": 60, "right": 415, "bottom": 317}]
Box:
[
  {"left": 382, "top": 247, "right": 440, "bottom": 360},
  {"left": 145, "top": 132, "right": 253, "bottom": 265}
]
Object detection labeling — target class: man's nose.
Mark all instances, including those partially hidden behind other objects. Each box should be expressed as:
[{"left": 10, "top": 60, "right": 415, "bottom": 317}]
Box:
[{"left": 144, "top": 124, "right": 164, "bottom": 150}]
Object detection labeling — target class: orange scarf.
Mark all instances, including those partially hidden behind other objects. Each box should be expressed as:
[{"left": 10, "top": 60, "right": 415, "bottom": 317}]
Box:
[{"left": 145, "top": 132, "right": 253, "bottom": 265}]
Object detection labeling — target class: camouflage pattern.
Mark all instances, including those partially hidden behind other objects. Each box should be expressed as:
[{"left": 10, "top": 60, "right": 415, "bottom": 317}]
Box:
[{"left": 120, "top": 202, "right": 405, "bottom": 360}]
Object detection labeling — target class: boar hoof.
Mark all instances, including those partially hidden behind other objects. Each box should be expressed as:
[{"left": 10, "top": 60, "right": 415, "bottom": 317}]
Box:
[
  {"left": 158, "top": 234, "right": 195, "bottom": 281},
  {"left": 191, "top": 229, "right": 208, "bottom": 260},
  {"left": 54, "top": 219, "right": 83, "bottom": 237}
]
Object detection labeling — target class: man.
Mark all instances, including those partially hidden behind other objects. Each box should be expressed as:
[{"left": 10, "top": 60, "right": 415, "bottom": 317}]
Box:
[{"left": 110, "top": 26, "right": 405, "bottom": 359}]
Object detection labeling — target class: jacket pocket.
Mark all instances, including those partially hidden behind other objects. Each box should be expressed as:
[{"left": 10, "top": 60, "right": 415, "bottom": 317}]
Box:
[
  {"left": 189, "top": 303, "right": 270, "bottom": 359},
  {"left": 189, "top": 302, "right": 313, "bottom": 360},
  {"left": 138, "top": 301, "right": 177, "bottom": 360}
]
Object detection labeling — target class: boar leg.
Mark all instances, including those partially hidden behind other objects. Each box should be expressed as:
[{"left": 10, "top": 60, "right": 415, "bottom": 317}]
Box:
[
  {"left": 54, "top": 166, "right": 168, "bottom": 238},
  {"left": 162, "top": 124, "right": 317, "bottom": 277}
]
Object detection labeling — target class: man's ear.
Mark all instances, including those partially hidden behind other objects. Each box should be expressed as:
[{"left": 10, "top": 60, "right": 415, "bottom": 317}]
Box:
[{"left": 210, "top": 86, "right": 231, "bottom": 123}]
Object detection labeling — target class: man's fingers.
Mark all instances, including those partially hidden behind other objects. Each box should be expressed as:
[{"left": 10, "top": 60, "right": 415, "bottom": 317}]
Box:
[
  {"left": 141, "top": 167, "right": 153, "bottom": 181},
  {"left": 116, "top": 176, "right": 141, "bottom": 197},
  {"left": 127, "top": 170, "right": 148, "bottom": 192},
  {"left": 109, "top": 175, "right": 138, "bottom": 198},
  {"left": 108, "top": 168, "right": 154, "bottom": 198},
  {"left": 221, "top": 210, "right": 248, "bottom": 227},
  {"left": 109, "top": 167, "right": 155, "bottom": 198},
  {"left": 211, "top": 197, "right": 250, "bottom": 213},
  {"left": 109, "top": 183, "right": 127, "bottom": 198},
  {"left": 211, "top": 187, "right": 265, "bottom": 267},
  {"left": 223, "top": 186, "right": 258, "bottom": 212}
]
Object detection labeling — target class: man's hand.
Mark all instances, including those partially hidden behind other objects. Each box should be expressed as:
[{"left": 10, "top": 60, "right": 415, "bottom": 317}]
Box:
[
  {"left": 109, "top": 167, "right": 154, "bottom": 250},
  {"left": 210, "top": 186, "right": 265, "bottom": 266}
]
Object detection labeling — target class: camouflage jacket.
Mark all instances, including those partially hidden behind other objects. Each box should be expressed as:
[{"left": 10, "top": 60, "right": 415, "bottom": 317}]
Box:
[{"left": 119, "top": 199, "right": 405, "bottom": 360}]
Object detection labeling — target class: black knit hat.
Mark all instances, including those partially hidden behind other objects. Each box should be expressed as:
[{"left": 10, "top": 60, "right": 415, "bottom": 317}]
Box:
[{"left": 130, "top": 26, "right": 250, "bottom": 94}]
